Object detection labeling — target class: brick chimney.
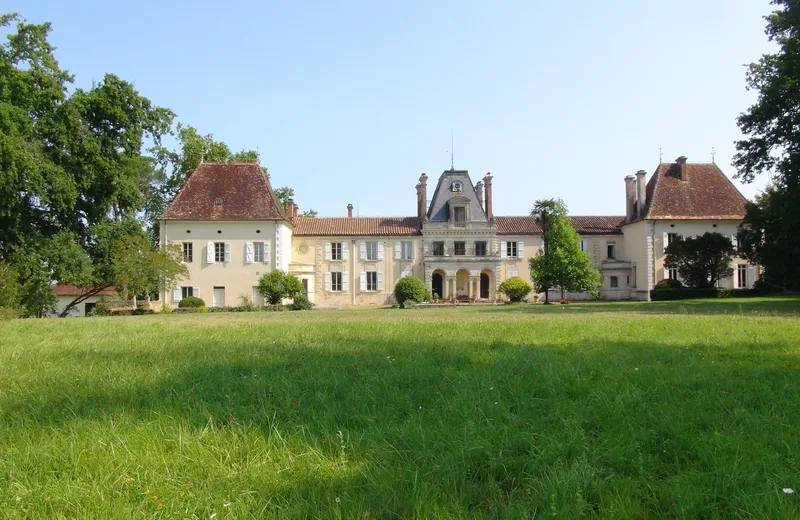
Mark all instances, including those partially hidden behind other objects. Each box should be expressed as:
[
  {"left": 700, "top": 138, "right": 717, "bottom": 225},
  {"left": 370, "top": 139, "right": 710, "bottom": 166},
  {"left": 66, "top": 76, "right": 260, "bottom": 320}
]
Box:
[
  {"left": 475, "top": 181, "right": 484, "bottom": 207},
  {"left": 287, "top": 199, "right": 295, "bottom": 219},
  {"left": 624, "top": 175, "right": 636, "bottom": 221},
  {"left": 483, "top": 173, "right": 493, "bottom": 220},
  {"left": 676, "top": 156, "right": 688, "bottom": 181},
  {"left": 635, "top": 170, "right": 647, "bottom": 218},
  {"left": 347, "top": 203, "right": 353, "bottom": 218},
  {"left": 419, "top": 173, "right": 428, "bottom": 219},
  {"left": 293, "top": 204, "right": 299, "bottom": 218}
]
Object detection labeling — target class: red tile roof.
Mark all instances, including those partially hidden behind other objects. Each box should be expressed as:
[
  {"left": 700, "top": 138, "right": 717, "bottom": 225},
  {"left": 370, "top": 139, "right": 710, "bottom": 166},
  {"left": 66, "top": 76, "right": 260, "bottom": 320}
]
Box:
[
  {"left": 495, "top": 216, "right": 625, "bottom": 235},
  {"left": 160, "top": 163, "right": 289, "bottom": 221},
  {"left": 640, "top": 162, "right": 747, "bottom": 220},
  {"left": 293, "top": 217, "right": 422, "bottom": 236},
  {"left": 52, "top": 284, "right": 116, "bottom": 297}
]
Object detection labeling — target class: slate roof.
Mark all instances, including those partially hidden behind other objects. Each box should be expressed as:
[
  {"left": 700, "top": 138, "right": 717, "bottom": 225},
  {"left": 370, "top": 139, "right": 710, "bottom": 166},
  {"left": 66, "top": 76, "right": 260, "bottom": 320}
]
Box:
[
  {"left": 52, "top": 284, "right": 116, "bottom": 296},
  {"left": 292, "top": 217, "right": 423, "bottom": 236},
  {"left": 639, "top": 162, "right": 747, "bottom": 220},
  {"left": 495, "top": 216, "right": 625, "bottom": 235},
  {"left": 160, "top": 163, "right": 289, "bottom": 221}
]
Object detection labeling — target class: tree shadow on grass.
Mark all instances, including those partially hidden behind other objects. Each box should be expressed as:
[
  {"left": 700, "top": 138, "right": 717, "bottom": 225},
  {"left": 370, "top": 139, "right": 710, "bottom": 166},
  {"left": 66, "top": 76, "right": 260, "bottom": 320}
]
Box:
[{"left": 3, "top": 332, "right": 800, "bottom": 518}]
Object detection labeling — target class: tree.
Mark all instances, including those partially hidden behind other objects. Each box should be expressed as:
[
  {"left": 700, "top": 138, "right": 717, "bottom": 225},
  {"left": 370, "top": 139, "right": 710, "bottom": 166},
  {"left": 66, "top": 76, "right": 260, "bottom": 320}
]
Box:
[
  {"left": 528, "top": 199, "right": 601, "bottom": 301},
  {"left": 257, "top": 269, "right": 304, "bottom": 305},
  {"left": 300, "top": 209, "right": 319, "bottom": 218},
  {"left": 0, "top": 262, "right": 21, "bottom": 311},
  {"left": 111, "top": 234, "right": 187, "bottom": 309},
  {"left": 663, "top": 233, "right": 735, "bottom": 289},
  {"left": 733, "top": 0, "right": 800, "bottom": 290}
]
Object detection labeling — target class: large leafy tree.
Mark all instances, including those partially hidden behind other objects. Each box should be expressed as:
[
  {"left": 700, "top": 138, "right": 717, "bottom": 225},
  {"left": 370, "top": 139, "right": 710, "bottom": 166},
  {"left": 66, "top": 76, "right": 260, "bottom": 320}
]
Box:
[
  {"left": 528, "top": 199, "right": 601, "bottom": 302},
  {"left": 664, "top": 233, "right": 735, "bottom": 289},
  {"left": 733, "top": 0, "right": 800, "bottom": 289}
]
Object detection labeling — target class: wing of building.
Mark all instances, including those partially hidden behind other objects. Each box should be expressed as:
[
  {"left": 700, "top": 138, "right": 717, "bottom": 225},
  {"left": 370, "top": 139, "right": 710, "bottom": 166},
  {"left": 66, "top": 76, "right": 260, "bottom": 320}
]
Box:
[{"left": 158, "top": 157, "right": 757, "bottom": 307}]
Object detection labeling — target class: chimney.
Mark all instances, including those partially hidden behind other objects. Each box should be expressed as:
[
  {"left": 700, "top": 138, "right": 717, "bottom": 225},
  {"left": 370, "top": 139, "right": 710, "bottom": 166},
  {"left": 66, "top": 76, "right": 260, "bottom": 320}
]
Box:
[
  {"left": 635, "top": 170, "right": 647, "bottom": 218},
  {"left": 294, "top": 204, "right": 299, "bottom": 218},
  {"left": 483, "top": 173, "right": 493, "bottom": 220},
  {"left": 287, "top": 199, "right": 295, "bottom": 219},
  {"left": 475, "top": 181, "right": 484, "bottom": 207},
  {"left": 347, "top": 203, "right": 353, "bottom": 218},
  {"left": 415, "top": 183, "right": 422, "bottom": 218},
  {"left": 419, "top": 173, "right": 428, "bottom": 219},
  {"left": 676, "top": 156, "right": 688, "bottom": 181},
  {"left": 624, "top": 175, "right": 636, "bottom": 221}
]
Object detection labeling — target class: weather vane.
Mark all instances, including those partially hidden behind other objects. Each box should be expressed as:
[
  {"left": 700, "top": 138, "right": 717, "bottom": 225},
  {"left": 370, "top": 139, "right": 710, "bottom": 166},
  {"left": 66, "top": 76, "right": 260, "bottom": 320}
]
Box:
[
  {"left": 446, "top": 129, "right": 454, "bottom": 170},
  {"left": 711, "top": 146, "right": 716, "bottom": 163}
]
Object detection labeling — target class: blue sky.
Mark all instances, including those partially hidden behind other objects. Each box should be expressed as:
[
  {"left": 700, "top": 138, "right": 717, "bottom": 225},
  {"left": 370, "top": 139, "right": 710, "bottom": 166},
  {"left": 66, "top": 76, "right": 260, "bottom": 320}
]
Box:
[{"left": 15, "top": 0, "right": 775, "bottom": 217}]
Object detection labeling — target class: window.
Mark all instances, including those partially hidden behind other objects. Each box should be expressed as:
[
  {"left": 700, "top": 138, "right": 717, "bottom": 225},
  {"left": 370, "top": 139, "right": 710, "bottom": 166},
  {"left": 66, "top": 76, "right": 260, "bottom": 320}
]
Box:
[
  {"left": 182, "top": 242, "right": 193, "bottom": 262},
  {"left": 668, "top": 267, "right": 679, "bottom": 280},
  {"left": 454, "top": 206, "right": 466, "bottom": 223},
  {"left": 400, "top": 241, "right": 413, "bottom": 259},
  {"left": 365, "top": 242, "right": 378, "bottom": 261},
  {"left": 254, "top": 242, "right": 265, "bottom": 263},
  {"left": 738, "top": 264, "right": 747, "bottom": 288},
  {"left": 214, "top": 242, "right": 225, "bottom": 262},
  {"left": 331, "top": 242, "right": 342, "bottom": 260},
  {"left": 433, "top": 241, "right": 445, "bottom": 256},
  {"left": 580, "top": 239, "right": 587, "bottom": 252},
  {"left": 610, "top": 276, "right": 619, "bottom": 288},
  {"left": 474, "top": 241, "right": 487, "bottom": 256},
  {"left": 181, "top": 286, "right": 196, "bottom": 299},
  {"left": 667, "top": 233, "right": 678, "bottom": 246},
  {"left": 454, "top": 241, "right": 466, "bottom": 256},
  {"left": 366, "top": 271, "right": 378, "bottom": 291},
  {"left": 506, "top": 241, "right": 518, "bottom": 258},
  {"left": 607, "top": 244, "right": 616, "bottom": 259},
  {"left": 331, "top": 272, "right": 343, "bottom": 292}
]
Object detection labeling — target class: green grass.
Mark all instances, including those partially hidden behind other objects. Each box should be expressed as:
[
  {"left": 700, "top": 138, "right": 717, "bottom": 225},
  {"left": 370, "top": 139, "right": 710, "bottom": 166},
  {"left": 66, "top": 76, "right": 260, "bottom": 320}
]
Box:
[{"left": 1, "top": 297, "right": 799, "bottom": 518}]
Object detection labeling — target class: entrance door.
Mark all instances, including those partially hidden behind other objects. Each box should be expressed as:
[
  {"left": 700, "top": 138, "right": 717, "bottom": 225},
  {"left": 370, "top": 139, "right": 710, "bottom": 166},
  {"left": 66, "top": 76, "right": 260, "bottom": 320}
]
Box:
[
  {"left": 85, "top": 302, "right": 96, "bottom": 316},
  {"left": 480, "top": 273, "right": 490, "bottom": 299},
  {"left": 432, "top": 273, "right": 443, "bottom": 299},
  {"left": 213, "top": 287, "right": 225, "bottom": 306}
]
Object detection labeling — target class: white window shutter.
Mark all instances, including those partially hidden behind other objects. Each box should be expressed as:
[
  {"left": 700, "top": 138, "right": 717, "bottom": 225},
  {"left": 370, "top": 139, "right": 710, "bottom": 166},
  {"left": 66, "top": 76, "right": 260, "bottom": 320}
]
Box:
[
  {"left": 207, "top": 242, "right": 214, "bottom": 263},
  {"left": 500, "top": 241, "right": 507, "bottom": 258},
  {"left": 342, "top": 272, "right": 349, "bottom": 292},
  {"left": 193, "top": 287, "right": 200, "bottom": 298},
  {"left": 173, "top": 288, "right": 182, "bottom": 302},
  {"left": 341, "top": 242, "right": 349, "bottom": 260},
  {"left": 377, "top": 272, "right": 384, "bottom": 291},
  {"left": 224, "top": 242, "right": 231, "bottom": 262},
  {"left": 324, "top": 272, "right": 332, "bottom": 292},
  {"left": 732, "top": 270, "right": 739, "bottom": 289},
  {"left": 360, "top": 272, "right": 367, "bottom": 291},
  {"left": 325, "top": 242, "right": 332, "bottom": 261},
  {"left": 360, "top": 242, "right": 367, "bottom": 260},
  {"left": 264, "top": 241, "right": 270, "bottom": 264},
  {"left": 395, "top": 242, "right": 402, "bottom": 259},
  {"left": 662, "top": 267, "right": 667, "bottom": 281},
  {"left": 663, "top": 232, "right": 669, "bottom": 253},
  {"left": 747, "top": 265, "right": 755, "bottom": 288},
  {"left": 730, "top": 234, "right": 737, "bottom": 248},
  {"left": 377, "top": 243, "right": 384, "bottom": 260},
  {"left": 517, "top": 241, "right": 524, "bottom": 259},
  {"left": 540, "top": 238, "right": 545, "bottom": 251},
  {"left": 245, "top": 242, "right": 254, "bottom": 264}
]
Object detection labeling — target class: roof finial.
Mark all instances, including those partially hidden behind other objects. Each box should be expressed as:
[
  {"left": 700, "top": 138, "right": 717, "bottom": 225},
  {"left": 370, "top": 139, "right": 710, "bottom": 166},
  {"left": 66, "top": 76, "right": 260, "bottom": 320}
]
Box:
[
  {"left": 711, "top": 146, "right": 716, "bottom": 164},
  {"left": 659, "top": 146, "right": 662, "bottom": 163},
  {"left": 446, "top": 129, "right": 454, "bottom": 170}
]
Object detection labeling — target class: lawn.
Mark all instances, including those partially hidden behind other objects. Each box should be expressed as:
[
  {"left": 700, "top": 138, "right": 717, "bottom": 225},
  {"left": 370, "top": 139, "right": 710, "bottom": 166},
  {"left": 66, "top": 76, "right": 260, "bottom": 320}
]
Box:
[{"left": 1, "top": 296, "right": 799, "bottom": 518}]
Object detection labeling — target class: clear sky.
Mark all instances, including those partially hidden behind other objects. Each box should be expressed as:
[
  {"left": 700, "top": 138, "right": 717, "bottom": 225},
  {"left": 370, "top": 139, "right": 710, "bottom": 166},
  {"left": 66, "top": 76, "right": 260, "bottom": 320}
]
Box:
[{"left": 15, "top": 0, "right": 776, "bottom": 217}]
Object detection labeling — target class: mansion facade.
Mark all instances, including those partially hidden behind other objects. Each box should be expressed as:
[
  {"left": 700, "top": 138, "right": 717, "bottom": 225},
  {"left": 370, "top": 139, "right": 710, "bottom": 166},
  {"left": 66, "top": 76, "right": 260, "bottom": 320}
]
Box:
[{"left": 157, "top": 157, "right": 756, "bottom": 308}]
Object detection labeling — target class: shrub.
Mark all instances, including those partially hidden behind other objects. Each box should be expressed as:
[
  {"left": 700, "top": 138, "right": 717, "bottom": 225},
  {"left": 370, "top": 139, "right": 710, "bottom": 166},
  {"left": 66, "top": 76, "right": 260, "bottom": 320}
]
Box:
[
  {"left": 654, "top": 278, "right": 684, "bottom": 290},
  {"left": 559, "top": 298, "right": 571, "bottom": 304},
  {"left": 753, "top": 279, "right": 785, "bottom": 294},
  {"left": 289, "top": 295, "right": 312, "bottom": 311},
  {"left": 650, "top": 288, "right": 763, "bottom": 301},
  {"left": 90, "top": 303, "right": 112, "bottom": 316},
  {"left": 394, "top": 276, "right": 429, "bottom": 308},
  {"left": 197, "top": 305, "right": 208, "bottom": 313},
  {"left": 238, "top": 295, "right": 258, "bottom": 311},
  {"left": 171, "top": 307, "right": 198, "bottom": 314},
  {"left": 179, "top": 296, "right": 206, "bottom": 308},
  {"left": 257, "top": 270, "right": 304, "bottom": 305},
  {"left": 0, "top": 307, "right": 20, "bottom": 321},
  {"left": 498, "top": 277, "right": 533, "bottom": 302},
  {"left": 132, "top": 305, "right": 154, "bottom": 315}
]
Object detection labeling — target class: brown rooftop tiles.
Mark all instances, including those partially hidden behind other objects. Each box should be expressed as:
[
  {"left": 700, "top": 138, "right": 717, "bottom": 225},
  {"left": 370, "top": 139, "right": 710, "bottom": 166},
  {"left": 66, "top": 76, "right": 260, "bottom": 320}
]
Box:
[
  {"left": 52, "top": 284, "right": 116, "bottom": 296},
  {"left": 292, "top": 217, "right": 422, "bottom": 236},
  {"left": 495, "top": 216, "right": 625, "bottom": 235},
  {"left": 160, "top": 163, "right": 288, "bottom": 221},
  {"left": 640, "top": 162, "right": 747, "bottom": 220}
]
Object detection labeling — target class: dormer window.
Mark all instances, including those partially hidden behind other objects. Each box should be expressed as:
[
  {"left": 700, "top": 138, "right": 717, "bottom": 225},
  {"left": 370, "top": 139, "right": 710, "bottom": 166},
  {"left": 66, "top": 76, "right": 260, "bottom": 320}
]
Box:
[
  {"left": 214, "top": 197, "right": 224, "bottom": 205},
  {"left": 454, "top": 207, "right": 466, "bottom": 223}
]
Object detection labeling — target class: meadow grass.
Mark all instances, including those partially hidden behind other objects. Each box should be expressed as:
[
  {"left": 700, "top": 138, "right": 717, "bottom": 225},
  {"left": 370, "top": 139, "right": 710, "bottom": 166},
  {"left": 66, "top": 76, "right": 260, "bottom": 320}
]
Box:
[{"left": 1, "top": 296, "right": 799, "bottom": 518}]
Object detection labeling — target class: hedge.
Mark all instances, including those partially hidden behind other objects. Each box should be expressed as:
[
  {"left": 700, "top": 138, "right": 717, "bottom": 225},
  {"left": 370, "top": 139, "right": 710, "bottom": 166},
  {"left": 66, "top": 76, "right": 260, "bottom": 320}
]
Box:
[{"left": 650, "top": 288, "right": 764, "bottom": 301}]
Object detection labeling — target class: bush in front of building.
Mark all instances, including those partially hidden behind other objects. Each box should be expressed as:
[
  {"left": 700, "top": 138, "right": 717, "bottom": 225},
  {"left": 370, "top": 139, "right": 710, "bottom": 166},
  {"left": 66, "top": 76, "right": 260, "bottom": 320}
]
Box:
[
  {"left": 178, "top": 296, "right": 206, "bottom": 308},
  {"left": 257, "top": 269, "right": 304, "bottom": 305},
  {"left": 394, "top": 276, "right": 429, "bottom": 308},
  {"left": 654, "top": 278, "right": 684, "bottom": 290},
  {"left": 289, "top": 295, "right": 313, "bottom": 311},
  {"left": 499, "top": 277, "right": 533, "bottom": 303}
]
